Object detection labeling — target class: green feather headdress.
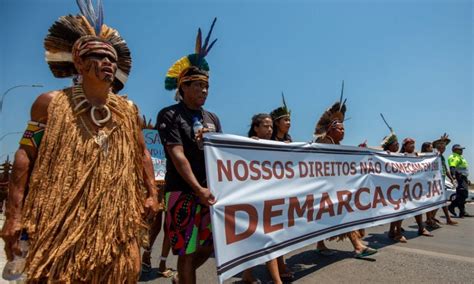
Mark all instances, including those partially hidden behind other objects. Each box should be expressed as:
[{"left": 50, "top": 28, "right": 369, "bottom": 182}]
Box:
[{"left": 165, "top": 18, "right": 217, "bottom": 91}]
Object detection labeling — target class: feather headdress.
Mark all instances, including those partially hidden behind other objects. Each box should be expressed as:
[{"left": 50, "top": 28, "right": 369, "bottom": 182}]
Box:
[
  {"left": 432, "top": 133, "right": 451, "bottom": 148},
  {"left": 270, "top": 93, "right": 291, "bottom": 120},
  {"left": 314, "top": 81, "right": 347, "bottom": 139},
  {"left": 380, "top": 113, "right": 398, "bottom": 149},
  {"left": 44, "top": 0, "right": 131, "bottom": 92},
  {"left": 165, "top": 18, "right": 218, "bottom": 91}
]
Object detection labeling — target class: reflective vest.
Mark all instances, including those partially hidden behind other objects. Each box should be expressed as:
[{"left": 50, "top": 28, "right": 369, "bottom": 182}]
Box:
[{"left": 448, "top": 152, "right": 469, "bottom": 176}]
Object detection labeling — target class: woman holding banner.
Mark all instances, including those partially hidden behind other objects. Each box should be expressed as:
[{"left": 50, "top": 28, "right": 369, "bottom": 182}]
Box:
[
  {"left": 381, "top": 129, "right": 408, "bottom": 242},
  {"left": 400, "top": 138, "right": 433, "bottom": 238},
  {"left": 270, "top": 99, "right": 296, "bottom": 281},
  {"left": 243, "top": 113, "right": 288, "bottom": 284}
]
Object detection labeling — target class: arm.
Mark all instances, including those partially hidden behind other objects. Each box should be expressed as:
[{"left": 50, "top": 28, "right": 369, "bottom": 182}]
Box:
[
  {"left": 137, "top": 128, "right": 159, "bottom": 217},
  {"left": 446, "top": 166, "right": 455, "bottom": 183},
  {"left": 166, "top": 144, "right": 215, "bottom": 206},
  {"left": 1, "top": 91, "right": 55, "bottom": 260}
]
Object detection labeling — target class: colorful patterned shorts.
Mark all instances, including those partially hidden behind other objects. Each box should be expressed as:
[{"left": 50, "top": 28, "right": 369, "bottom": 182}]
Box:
[{"left": 165, "top": 191, "right": 213, "bottom": 255}]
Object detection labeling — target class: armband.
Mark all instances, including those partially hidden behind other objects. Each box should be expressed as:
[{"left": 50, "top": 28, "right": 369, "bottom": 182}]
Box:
[{"left": 19, "top": 121, "right": 46, "bottom": 149}]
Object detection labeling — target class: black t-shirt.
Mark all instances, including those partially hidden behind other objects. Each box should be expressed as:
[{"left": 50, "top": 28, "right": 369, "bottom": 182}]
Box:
[{"left": 156, "top": 102, "right": 222, "bottom": 193}]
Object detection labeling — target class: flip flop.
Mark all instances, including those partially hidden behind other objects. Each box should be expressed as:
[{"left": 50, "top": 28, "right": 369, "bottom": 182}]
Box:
[
  {"left": 354, "top": 247, "right": 378, "bottom": 259},
  {"left": 157, "top": 268, "right": 176, "bottom": 278}
]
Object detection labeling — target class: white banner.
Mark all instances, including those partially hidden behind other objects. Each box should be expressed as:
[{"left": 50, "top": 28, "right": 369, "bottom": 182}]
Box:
[{"left": 203, "top": 134, "right": 446, "bottom": 283}]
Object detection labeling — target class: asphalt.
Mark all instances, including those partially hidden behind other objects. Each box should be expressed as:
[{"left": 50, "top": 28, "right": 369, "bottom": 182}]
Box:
[
  {"left": 0, "top": 205, "right": 472, "bottom": 283},
  {"left": 139, "top": 203, "right": 474, "bottom": 284}
]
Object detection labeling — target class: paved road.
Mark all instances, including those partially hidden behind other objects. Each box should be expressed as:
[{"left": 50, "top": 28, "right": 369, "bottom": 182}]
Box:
[
  {"left": 140, "top": 203, "right": 474, "bottom": 284},
  {"left": 0, "top": 205, "right": 472, "bottom": 283}
]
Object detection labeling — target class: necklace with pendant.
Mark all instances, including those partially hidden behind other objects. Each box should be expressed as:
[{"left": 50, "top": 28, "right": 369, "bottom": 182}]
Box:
[
  {"left": 72, "top": 84, "right": 112, "bottom": 127},
  {"left": 72, "top": 84, "right": 111, "bottom": 154}
]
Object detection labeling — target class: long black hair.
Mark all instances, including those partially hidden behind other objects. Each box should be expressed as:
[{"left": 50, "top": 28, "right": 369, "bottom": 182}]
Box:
[
  {"left": 248, "top": 113, "right": 272, "bottom": 138},
  {"left": 421, "top": 142, "right": 433, "bottom": 153},
  {"left": 271, "top": 117, "right": 292, "bottom": 142}
]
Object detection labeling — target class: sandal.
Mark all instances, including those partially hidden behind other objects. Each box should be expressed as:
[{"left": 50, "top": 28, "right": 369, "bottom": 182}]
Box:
[
  {"left": 354, "top": 247, "right": 377, "bottom": 259},
  {"left": 418, "top": 228, "right": 433, "bottom": 237},
  {"left": 394, "top": 235, "right": 407, "bottom": 243},
  {"left": 447, "top": 220, "right": 458, "bottom": 225},
  {"left": 157, "top": 268, "right": 176, "bottom": 278}
]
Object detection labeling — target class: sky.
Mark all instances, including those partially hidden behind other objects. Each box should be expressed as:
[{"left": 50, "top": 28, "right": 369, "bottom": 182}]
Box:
[{"left": 0, "top": 0, "right": 472, "bottom": 175}]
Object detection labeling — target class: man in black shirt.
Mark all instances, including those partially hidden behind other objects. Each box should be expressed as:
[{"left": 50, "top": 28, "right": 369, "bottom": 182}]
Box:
[{"left": 156, "top": 19, "right": 221, "bottom": 284}]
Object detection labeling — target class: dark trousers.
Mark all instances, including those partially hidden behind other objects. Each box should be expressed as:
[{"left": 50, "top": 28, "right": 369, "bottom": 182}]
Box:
[{"left": 449, "top": 177, "right": 469, "bottom": 216}]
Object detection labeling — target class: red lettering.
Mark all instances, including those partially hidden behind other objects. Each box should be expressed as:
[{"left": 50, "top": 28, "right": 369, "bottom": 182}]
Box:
[
  {"left": 337, "top": 190, "right": 354, "bottom": 215},
  {"left": 225, "top": 204, "right": 258, "bottom": 245},
  {"left": 355, "top": 187, "right": 371, "bottom": 211},
  {"left": 249, "top": 161, "right": 261, "bottom": 180},
  {"left": 261, "top": 161, "right": 272, "bottom": 180},
  {"left": 217, "top": 159, "right": 232, "bottom": 182},
  {"left": 264, "top": 199, "right": 285, "bottom": 233},
  {"left": 234, "top": 160, "right": 249, "bottom": 181},
  {"left": 412, "top": 182, "right": 423, "bottom": 200},
  {"left": 316, "top": 193, "right": 335, "bottom": 220},
  {"left": 387, "top": 184, "right": 401, "bottom": 210},
  {"left": 372, "top": 186, "right": 388, "bottom": 208},
  {"left": 285, "top": 161, "right": 295, "bottom": 178},
  {"left": 273, "top": 161, "right": 285, "bottom": 179},
  {"left": 288, "top": 195, "right": 314, "bottom": 227},
  {"left": 299, "top": 162, "right": 308, "bottom": 178}
]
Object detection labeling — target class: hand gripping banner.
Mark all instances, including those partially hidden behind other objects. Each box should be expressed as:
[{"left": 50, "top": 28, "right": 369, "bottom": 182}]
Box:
[{"left": 203, "top": 134, "right": 446, "bottom": 283}]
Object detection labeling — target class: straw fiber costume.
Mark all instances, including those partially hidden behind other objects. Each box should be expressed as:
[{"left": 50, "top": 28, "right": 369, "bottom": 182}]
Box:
[{"left": 17, "top": 1, "right": 153, "bottom": 282}]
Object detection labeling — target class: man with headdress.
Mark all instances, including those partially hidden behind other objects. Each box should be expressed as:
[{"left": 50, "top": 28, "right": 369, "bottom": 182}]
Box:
[
  {"left": 426, "top": 134, "right": 458, "bottom": 226},
  {"left": 448, "top": 144, "right": 471, "bottom": 218},
  {"left": 313, "top": 82, "right": 377, "bottom": 258},
  {"left": 1, "top": 1, "right": 158, "bottom": 282},
  {"left": 156, "top": 18, "right": 222, "bottom": 284}
]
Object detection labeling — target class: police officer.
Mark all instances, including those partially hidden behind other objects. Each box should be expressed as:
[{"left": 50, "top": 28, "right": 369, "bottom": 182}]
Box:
[{"left": 448, "top": 144, "right": 471, "bottom": 217}]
